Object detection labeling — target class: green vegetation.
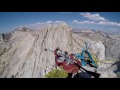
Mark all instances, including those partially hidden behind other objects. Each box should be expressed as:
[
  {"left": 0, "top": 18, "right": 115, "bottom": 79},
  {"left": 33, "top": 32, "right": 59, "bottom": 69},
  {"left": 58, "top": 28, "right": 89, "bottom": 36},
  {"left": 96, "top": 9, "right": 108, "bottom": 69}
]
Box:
[
  {"left": 45, "top": 68, "right": 68, "bottom": 78},
  {"left": 92, "top": 54, "right": 98, "bottom": 65},
  {"left": 85, "top": 54, "right": 98, "bottom": 64}
]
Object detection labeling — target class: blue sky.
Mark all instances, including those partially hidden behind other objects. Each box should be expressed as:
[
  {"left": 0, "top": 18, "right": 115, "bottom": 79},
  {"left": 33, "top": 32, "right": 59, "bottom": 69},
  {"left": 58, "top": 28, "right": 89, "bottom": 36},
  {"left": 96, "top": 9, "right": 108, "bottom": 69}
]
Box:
[{"left": 0, "top": 12, "right": 120, "bottom": 33}]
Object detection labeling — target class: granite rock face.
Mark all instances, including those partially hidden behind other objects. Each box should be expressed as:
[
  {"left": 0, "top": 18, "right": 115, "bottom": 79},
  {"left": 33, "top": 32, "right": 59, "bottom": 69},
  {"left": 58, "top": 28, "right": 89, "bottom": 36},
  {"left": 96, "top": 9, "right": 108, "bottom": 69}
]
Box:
[{"left": 0, "top": 23, "right": 73, "bottom": 78}]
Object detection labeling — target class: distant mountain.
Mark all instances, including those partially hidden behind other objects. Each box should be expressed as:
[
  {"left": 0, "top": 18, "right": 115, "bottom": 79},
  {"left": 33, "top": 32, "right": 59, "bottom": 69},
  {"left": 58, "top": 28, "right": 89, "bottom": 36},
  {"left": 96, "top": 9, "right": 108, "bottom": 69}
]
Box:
[
  {"left": 72, "top": 28, "right": 120, "bottom": 35},
  {"left": 73, "top": 29, "right": 120, "bottom": 60}
]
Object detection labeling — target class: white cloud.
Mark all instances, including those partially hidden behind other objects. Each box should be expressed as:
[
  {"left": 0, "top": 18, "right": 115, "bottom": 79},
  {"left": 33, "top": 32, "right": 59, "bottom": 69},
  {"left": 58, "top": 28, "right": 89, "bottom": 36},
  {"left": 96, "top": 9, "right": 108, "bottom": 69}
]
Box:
[
  {"left": 46, "top": 20, "right": 65, "bottom": 24},
  {"left": 73, "top": 12, "right": 120, "bottom": 27},
  {"left": 27, "top": 22, "right": 45, "bottom": 26},
  {"left": 20, "top": 20, "right": 66, "bottom": 30},
  {"left": 73, "top": 20, "right": 120, "bottom": 27},
  {"left": 46, "top": 21, "right": 53, "bottom": 24},
  {"left": 73, "top": 20, "right": 96, "bottom": 24},
  {"left": 72, "top": 20, "right": 80, "bottom": 23},
  {"left": 98, "top": 21, "right": 120, "bottom": 27},
  {"left": 80, "top": 12, "right": 107, "bottom": 22},
  {"left": 29, "top": 20, "right": 64, "bottom": 25},
  {"left": 108, "top": 22, "right": 120, "bottom": 26},
  {"left": 55, "top": 21, "right": 64, "bottom": 23}
]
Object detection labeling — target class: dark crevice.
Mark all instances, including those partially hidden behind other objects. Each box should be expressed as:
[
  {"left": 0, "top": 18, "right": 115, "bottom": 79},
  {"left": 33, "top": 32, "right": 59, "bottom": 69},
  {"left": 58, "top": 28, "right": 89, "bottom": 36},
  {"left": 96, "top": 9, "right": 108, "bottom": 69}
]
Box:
[
  {"left": 15, "top": 72, "right": 18, "bottom": 77},
  {"left": 38, "top": 29, "right": 49, "bottom": 63},
  {"left": 28, "top": 35, "right": 39, "bottom": 77},
  {"left": 11, "top": 75, "right": 14, "bottom": 78},
  {"left": 40, "top": 30, "right": 48, "bottom": 50},
  {"left": 32, "top": 29, "right": 48, "bottom": 77},
  {"left": 27, "top": 35, "right": 39, "bottom": 57},
  {"left": 53, "top": 25, "right": 59, "bottom": 40},
  {"left": 0, "top": 47, "right": 11, "bottom": 57},
  {"left": 2, "top": 33, "right": 12, "bottom": 42},
  {"left": 113, "top": 61, "right": 120, "bottom": 77},
  {"left": 32, "top": 54, "right": 37, "bottom": 77},
  {"left": 22, "top": 62, "right": 26, "bottom": 69}
]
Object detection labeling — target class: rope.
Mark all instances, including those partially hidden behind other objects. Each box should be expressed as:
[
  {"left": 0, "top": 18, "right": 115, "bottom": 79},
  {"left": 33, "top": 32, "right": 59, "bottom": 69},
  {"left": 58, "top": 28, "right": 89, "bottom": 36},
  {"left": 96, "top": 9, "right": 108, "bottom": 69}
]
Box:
[{"left": 94, "top": 59, "right": 120, "bottom": 64}]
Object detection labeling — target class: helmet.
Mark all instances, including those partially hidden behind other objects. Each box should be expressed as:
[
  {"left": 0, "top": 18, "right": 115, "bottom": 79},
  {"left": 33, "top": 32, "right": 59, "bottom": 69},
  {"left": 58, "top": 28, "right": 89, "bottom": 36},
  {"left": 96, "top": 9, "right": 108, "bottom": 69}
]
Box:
[
  {"left": 56, "top": 47, "right": 60, "bottom": 51},
  {"left": 64, "top": 51, "right": 68, "bottom": 54}
]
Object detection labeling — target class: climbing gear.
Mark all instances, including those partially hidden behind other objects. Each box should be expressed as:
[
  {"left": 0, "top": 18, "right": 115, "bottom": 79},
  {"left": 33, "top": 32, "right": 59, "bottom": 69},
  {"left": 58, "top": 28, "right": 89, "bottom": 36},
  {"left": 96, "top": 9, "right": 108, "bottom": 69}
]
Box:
[
  {"left": 74, "top": 42, "right": 98, "bottom": 68},
  {"left": 94, "top": 60, "right": 119, "bottom": 64},
  {"left": 45, "top": 47, "right": 100, "bottom": 78}
]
